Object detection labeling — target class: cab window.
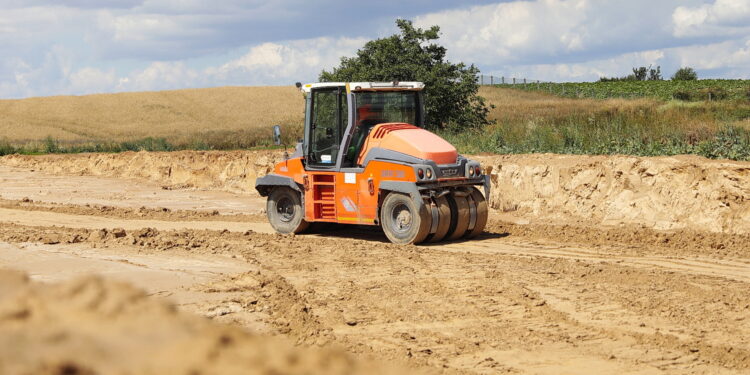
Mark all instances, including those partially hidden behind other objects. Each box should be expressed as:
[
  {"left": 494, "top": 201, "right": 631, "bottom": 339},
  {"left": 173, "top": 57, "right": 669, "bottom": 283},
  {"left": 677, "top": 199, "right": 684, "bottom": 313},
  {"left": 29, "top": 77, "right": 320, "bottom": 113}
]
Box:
[{"left": 308, "top": 87, "right": 347, "bottom": 167}]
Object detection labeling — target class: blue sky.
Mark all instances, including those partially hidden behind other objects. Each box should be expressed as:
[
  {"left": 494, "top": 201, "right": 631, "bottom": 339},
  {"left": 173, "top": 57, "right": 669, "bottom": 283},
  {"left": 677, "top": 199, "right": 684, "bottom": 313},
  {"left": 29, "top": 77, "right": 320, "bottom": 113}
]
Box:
[{"left": 1, "top": 0, "right": 749, "bottom": 98}]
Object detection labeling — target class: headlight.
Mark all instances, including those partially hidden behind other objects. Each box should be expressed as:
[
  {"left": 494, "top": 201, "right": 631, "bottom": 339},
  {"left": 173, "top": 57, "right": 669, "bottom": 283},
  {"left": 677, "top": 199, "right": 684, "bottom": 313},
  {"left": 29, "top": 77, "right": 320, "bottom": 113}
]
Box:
[
  {"left": 417, "top": 168, "right": 424, "bottom": 179},
  {"left": 475, "top": 166, "right": 482, "bottom": 176},
  {"left": 469, "top": 167, "right": 475, "bottom": 176},
  {"left": 426, "top": 168, "right": 433, "bottom": 179}
]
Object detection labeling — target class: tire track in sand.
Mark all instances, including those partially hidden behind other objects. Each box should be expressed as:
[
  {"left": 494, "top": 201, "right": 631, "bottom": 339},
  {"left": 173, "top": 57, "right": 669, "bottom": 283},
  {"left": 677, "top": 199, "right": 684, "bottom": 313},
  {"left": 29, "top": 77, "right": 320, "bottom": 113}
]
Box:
[
  {"left": 0, "top": 207, "right": 274, "bottom": 234},
  {"left": 435, "top": 238, "right": 750, "bottom": 283}
]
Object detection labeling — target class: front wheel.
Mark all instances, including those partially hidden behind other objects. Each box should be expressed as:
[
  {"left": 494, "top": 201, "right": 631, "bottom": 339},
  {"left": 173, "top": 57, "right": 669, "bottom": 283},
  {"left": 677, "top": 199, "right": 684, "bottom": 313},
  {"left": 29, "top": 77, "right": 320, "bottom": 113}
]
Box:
[
  {"left": 380, "top": 193, "right": 432, "bottom": 245},
  {"left": 267, "top": 187, "right": 309, "bottom": 234}
]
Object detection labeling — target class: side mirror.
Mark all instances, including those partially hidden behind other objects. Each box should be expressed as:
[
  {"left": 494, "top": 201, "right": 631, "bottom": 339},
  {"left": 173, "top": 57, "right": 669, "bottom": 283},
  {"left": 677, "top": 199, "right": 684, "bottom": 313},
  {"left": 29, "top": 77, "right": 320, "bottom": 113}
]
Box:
[{"left": 272, "top": 125, "right": 282, "bottom": 146}]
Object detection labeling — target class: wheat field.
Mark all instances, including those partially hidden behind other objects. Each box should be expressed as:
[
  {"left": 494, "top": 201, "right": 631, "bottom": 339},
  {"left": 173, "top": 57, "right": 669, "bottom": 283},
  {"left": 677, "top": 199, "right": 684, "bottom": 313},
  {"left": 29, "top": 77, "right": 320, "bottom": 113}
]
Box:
[{"left": 0, "top": 86, "right": 304, "bottom": 144}]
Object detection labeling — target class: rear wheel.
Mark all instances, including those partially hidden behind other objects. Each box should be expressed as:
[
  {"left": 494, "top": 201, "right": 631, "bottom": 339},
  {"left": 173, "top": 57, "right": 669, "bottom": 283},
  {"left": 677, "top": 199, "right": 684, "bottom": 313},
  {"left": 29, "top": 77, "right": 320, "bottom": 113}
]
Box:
[
  {"left": 464, "top": 187, "right": 488, "bottom": 239},
  {"left": 426, "top": 195, "right": 451, "bottom": 242},
  {"left": 445, "top": 193, "right": 470, "bottom": 241},
  {"left": 267, "top": 187, "right": 309, "bottom": 234},
  {"left": 380, "top": 193, "right": 431, "bottom": 244}
]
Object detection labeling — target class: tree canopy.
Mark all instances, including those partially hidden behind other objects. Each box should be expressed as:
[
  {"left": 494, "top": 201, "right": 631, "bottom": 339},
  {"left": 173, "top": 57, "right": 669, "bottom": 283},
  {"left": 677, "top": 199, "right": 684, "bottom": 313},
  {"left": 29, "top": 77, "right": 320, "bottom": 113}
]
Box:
[
  {"left": 319, "top": 19, "right": 492, "bottom": 131},
  {"left": 672, "top": 67, "right": 698, "bottom": 81}
]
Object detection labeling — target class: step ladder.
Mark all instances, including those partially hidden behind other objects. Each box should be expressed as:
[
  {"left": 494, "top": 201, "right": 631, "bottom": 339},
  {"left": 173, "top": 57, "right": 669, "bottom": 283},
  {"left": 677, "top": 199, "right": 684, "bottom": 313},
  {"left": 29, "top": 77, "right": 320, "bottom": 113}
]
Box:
[{"left": 311, "top": 174, "right": 336, "bottom": 221}]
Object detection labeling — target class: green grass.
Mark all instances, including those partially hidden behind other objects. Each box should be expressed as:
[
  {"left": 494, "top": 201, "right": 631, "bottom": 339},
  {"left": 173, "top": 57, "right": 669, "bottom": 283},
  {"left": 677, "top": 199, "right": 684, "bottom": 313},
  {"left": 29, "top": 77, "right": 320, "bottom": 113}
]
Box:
[
  {"left": 498, "top": 79, "right": 750, "bottom": 101},
  {"left": 442, "top": 121, "right": 750, "bottom": 161},
  {"left": 441, "top": 100, "right": 750, "bottom": 161}
]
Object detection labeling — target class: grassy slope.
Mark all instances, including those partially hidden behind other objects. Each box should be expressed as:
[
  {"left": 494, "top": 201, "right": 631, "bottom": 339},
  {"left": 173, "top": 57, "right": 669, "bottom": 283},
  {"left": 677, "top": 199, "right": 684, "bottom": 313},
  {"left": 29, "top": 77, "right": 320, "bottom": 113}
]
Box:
[
  {"left": 1, "top": 85, "right": 749, "bottom": 160},
  {"left": 443, "top": 87, "right": 750, "bottom": 160}
]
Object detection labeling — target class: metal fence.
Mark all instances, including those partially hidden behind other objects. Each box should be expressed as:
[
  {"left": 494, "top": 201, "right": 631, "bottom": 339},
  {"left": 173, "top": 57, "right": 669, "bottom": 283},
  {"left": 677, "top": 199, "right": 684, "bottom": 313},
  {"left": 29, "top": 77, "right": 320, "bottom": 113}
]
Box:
[{"left": 477, "top": 75, "right": 544, "bottom": 85}]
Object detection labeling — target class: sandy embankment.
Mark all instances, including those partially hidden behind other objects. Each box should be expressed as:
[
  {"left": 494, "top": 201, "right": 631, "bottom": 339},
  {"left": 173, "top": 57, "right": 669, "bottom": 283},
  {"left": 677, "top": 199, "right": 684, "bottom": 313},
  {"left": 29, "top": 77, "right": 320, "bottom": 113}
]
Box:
[
  {"left": 3, "top": 150, "right": 749, "bottom": 234},
  {"left": 0, "top": 269, "right": 407, "bottom": 375}
]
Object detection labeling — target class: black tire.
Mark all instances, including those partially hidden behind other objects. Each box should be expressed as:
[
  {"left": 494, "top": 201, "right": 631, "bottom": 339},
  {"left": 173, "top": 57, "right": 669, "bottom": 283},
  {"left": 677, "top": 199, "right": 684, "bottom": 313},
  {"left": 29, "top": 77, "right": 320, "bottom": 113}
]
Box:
[
  {"left": 464, "top": 187, "right": 488, "bottom": 239},
  {"left": 445, "top": 193, "right": 470, "bottom": 241},
  {"left": 267, "top": 187, "right": 309, "bottom": 234},
  {"left": 426, "top": 195, "right": 452, "bottom": 242},
  {"left": 380, "top": 192, "right": 431, "bottom": 245}
]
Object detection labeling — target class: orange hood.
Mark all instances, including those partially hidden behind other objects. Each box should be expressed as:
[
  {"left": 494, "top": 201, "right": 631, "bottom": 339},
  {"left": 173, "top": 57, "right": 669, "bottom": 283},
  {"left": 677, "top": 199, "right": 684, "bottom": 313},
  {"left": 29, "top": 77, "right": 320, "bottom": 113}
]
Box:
[{"left": 357, "top": 123, "right": 458, "bottom": 165}]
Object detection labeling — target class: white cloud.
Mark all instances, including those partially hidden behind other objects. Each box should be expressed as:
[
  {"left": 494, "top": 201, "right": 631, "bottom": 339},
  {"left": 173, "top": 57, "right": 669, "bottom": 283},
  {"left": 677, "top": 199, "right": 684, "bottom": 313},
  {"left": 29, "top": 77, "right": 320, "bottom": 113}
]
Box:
[
  {"left": 210, "top": 37, "right": 366, "bottom": 85},
  {"left": 0, "top": 35, "right": 364, "bottom": 97},
  {"left": 414, "top": 0, "right": 750, "bottom": 81},
  {"left": 68, "top": 67, "right": 117, "bottom": 93},
  {"left": 487, "top": 36, "right": 750, "bottom": 82},
  {"left": 116, "top": 61, "right": 200, "bottom": 91},
  {"left": 670, "top": 37, "right": 750, "bottom": 72},
  {"left": 486, "top": 49, "right": 670, "bottom": 82},
  {"left": 414, "top": 0, "right": 686, "bottom": 66},
  {"left": 0, "top": 6, "right": 84, "bottom": 46},
  {"left": 2, "top": 1, "right": 750, "bottom": 97},
  {"left": 673, "top": 0, "right": 750, "bottom": 37}
]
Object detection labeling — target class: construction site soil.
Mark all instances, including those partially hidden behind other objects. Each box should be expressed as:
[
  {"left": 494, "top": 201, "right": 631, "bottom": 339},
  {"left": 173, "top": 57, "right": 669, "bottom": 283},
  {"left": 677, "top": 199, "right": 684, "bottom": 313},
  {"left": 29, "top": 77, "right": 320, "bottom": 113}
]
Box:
[{"left": 0, "top": 151, "right": 748, "bottom": 374}]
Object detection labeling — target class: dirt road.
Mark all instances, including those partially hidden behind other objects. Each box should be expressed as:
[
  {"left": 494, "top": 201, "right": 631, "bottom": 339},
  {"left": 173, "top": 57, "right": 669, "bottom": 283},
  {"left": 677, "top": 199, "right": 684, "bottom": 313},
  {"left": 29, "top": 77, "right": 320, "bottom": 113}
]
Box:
[{"left": 0, "top": 165, "right": 748, "bottom": 374}]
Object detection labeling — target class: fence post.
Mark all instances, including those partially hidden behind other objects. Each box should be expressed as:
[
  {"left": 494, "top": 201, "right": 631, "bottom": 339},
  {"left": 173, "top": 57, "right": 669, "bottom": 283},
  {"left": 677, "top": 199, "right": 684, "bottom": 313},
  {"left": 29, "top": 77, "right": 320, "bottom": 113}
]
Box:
[
  {"left": 523, "top": 78, "right": 527, "bottom": 84},
  {"left": 708, "top": 92, "right": 712, "bottom": 101},
  {"left": 502, "top": 76, "right": 505, "bottom": 84},
  {"left": 490, "top": 76, "right": 494, "bottom": 85},
  {"left": 512, "top": 78, "right": 516, "bottom": 85},
  {"left": 480, "top": 75, "right": 484, "bottom": 85}
]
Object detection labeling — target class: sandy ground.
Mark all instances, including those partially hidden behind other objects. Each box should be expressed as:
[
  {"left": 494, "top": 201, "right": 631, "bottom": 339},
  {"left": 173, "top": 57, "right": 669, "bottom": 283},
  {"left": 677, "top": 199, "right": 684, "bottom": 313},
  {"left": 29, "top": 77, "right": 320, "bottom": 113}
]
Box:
[
  {"left": 5, "top": 150, "right": 750, "bottom": 233},
  {"left": 0, "top": 163, "right": 749, "bottom": 374}
]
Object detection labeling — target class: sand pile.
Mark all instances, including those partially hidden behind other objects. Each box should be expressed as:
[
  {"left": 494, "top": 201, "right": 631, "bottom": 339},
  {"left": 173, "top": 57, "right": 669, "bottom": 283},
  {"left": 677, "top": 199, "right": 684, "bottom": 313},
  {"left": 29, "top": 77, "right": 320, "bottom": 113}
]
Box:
[
  {"left": 0, "top": 270, "right": 407, "bottom": 375},
  {"left": 0, "top": 150, "right": 280, "bottom": 194},
  {"left": 3, "top": 151, "right": 749, "bottom": 234},
  {"left": 476, "top": 154, "right": 750, "bottom": 234}
]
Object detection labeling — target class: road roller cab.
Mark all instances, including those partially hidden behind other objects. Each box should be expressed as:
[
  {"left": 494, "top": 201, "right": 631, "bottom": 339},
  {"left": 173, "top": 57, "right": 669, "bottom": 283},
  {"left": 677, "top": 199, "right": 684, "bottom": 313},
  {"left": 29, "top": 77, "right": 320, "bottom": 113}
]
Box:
[{"left": 256, "top": 81, "right": 490, "bottom": 244}]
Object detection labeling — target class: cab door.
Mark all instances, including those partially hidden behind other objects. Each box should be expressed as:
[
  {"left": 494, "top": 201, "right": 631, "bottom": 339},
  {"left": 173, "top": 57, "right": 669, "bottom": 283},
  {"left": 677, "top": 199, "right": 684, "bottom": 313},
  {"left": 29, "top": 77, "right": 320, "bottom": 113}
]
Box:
[
  {"left": 307, "top": 87, "right": 347, "bottom": 167},
  {"left": 305, "top": 87, "right": 349, "bottom": 221}
]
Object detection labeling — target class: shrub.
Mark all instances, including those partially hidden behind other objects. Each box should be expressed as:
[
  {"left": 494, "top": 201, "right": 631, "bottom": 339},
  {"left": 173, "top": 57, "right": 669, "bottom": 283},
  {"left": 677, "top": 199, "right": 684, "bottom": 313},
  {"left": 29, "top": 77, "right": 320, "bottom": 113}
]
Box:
[
  {"left": 672, "top": 67, "right": 698, "bottom": 81},
  {"left": 0, "top": 138, "right": 16, "bottom": 156},
  {"left": 699, "top": 87, "right": 728, "bottom": 101},
  {"left": 43, "top": 136, "right": 60, "bottom": 154},
  {"left": 672, "top": 90, "right": 693, "bottom": 101}
]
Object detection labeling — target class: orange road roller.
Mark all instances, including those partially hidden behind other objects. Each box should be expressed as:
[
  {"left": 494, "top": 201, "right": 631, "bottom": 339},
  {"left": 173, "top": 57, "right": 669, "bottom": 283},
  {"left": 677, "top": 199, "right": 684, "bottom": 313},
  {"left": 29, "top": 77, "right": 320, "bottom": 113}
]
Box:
[{"left": 256, "top": 81, "right": 489, "bottom": 244}]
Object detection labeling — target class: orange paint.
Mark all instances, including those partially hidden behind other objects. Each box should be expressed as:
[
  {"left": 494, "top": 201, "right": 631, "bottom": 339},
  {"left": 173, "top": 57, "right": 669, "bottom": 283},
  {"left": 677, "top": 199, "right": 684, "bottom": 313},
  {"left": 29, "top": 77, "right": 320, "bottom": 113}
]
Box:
[{"left": 357, "top": 123, "right": 458, "bottom": 166}]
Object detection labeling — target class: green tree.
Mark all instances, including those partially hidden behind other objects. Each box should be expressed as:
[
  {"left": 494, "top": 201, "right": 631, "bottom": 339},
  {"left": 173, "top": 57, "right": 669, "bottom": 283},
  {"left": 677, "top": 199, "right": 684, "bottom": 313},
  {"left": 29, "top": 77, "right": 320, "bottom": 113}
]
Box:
[
  {"left": 633, "top": 66, "right": 648, "bottom": 81},
  {"left": 672, "top": 67, "right": 698, "bottom": 81},
  {"left": 648, "top": 65, "right": 662, "bottom": 81},
  {"left": 319, "top": 19, "right": 492, "bottom": 131}
]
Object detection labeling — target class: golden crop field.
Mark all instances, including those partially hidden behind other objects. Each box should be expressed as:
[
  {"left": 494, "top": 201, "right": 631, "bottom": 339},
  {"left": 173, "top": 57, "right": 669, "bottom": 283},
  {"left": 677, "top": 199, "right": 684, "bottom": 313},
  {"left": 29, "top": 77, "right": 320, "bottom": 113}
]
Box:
[
  {"left": 0, "top": 86, "right": 304, "bottom": 145},
  {"left": 0, "top": 85, "right": 640, "bottom": 143}
]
